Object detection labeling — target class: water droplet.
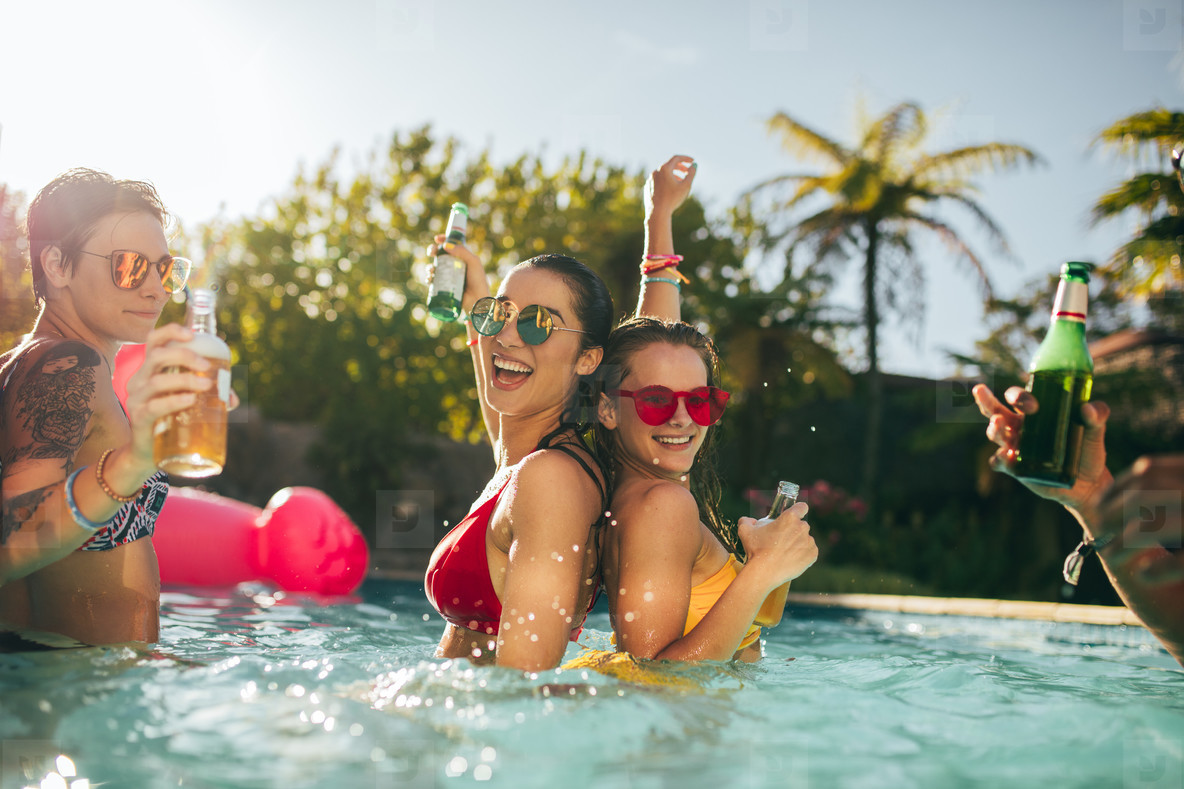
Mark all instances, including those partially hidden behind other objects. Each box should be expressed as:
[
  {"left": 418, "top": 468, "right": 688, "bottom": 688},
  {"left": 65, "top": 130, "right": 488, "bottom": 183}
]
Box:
[
  {"left": 643, "top": 592, "right": 654, "bottom": 602},
  {"left": 445, "top": 756, "right": 469, "bottom": 777},
  {"left": 55, "top": 756, "right": 76, "bottom": 778},
  {"left": 810, "top": 426, "right": 816, "bottom": 432},
  {"left": 530, "top": 634, "right": 539, "bottom": 642},
  {"left": 482, "top": 747, "right": 497, "bottom": 762},
  {"left": 350, "top": 724, "right": 364, "bottom": 736},
  {"left": 474, "top": 764, "right": 494, "bottom": 781},
  {"left": 619, "top": 588, "right": 626, "bottom": 595},
  {"left": 624, "top": 612, "right": 635, "bottom": 622}
]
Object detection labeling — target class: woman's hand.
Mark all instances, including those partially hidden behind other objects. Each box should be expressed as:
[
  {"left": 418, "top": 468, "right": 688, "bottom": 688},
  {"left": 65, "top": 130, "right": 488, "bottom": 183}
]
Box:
[
  {"left": 644, "top": 155, "right": 696, "bottom": 223},
  {"left": 429, "top": 235, "right": 489, "bottom": 315},
  {"left": 122, "top": 324, "right": 214, "bottom": 474},
  {"left": 973, "top": 384, "right": 1113, "bottom": 523},
  {"left": 738, "top": 502, "right": 818, "bottom": 589}
]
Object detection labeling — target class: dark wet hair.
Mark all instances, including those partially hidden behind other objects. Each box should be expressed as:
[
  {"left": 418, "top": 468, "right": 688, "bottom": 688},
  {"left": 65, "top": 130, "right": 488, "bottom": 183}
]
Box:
[
  {"left": 593, "top": 316, "right": 741, "bottom": 559},
  {"left": 26, "top": 168, "right": 168, "bottom": 306},
  {"left": 518, "top": 253, "right": 614, "bottom": 437}
]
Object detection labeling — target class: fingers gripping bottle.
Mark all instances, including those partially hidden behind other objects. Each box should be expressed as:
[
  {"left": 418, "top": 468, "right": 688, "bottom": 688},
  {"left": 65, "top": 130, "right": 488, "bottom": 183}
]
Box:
[
  {"left": 1014, "top": 262, "right": 1094, "bottom": 488},
  {"left": 755, "top": 480, "right": 801, "bottom": 626},
  {"left": 153, "top": 287, "right": 232, "bottom": 477},
  {"left": 427, "top": 203, "right": 469, "bottom": 321}
]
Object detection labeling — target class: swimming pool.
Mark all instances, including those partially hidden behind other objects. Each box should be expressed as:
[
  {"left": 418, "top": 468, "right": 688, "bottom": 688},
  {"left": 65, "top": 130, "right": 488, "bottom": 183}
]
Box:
[{"left": 2, "top": 580, "right": 1181, "bottom": 789}]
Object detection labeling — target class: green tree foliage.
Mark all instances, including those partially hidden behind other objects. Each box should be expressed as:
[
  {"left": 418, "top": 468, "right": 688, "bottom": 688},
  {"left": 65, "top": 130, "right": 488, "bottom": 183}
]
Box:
[
  {"left": 0, "top": 185, "right": 35, "bottom": 350},
  {"left": 746, "top": 101, "right": 1041, "bottom": 518},
  {"left": 205, "top": 127, "right": 840, "bottom": 533},
  {"left": 1091, "top": 108, "right": 1184, "bottom": 310}
]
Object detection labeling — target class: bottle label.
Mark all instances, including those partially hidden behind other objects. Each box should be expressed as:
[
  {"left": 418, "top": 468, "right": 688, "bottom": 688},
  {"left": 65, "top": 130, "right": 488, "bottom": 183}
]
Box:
[
  {"left": 1052, "top": 280, "right": 1087, "bottom": 322},
  {"left": 445, "top": 210, "right": 468, "bottom": 240},
  {"left": 217, "top": 367, "right": 231, "bottom": 403}
]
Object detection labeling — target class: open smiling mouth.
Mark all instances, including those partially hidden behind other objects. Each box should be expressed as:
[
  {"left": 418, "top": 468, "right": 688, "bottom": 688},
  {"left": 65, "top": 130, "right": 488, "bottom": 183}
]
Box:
[
  {"left": 654, "top": 436, "right": 693, "bottom": 447},
  {"left": 493, "top": 355, "right": 534, "bottom": 386}
]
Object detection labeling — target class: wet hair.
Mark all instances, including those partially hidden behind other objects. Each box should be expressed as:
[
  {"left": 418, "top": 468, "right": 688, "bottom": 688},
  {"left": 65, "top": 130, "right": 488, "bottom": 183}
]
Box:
[
  {"left": 518, "top": 254, "right": 614, "bottom": 439},
  {"left": 25, "top": 168, "right": 168, "bottom": 306},
  {"left": 593, "top": 316, "right": 741, "bottom": 560}
]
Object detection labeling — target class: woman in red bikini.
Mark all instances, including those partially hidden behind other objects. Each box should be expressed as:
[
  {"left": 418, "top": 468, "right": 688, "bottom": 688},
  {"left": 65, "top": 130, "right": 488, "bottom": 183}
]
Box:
[
  {"left": 1, "top": 168, "right": 222, "bottom": 645},
  {"left": 591, "top": 157, "right": 819, "bottom": 663},
  {"left": 422, "top": 238, "right": 615, "bottom": 671}
]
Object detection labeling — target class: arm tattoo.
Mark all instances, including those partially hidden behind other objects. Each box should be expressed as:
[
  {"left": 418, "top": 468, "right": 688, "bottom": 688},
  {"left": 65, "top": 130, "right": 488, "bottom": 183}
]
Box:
[
  {"left": 10, "top": 342, "right": 102, "bottom": 470},
  {"left": 1, "top": 484, "right": 55, "bottom": 545}
]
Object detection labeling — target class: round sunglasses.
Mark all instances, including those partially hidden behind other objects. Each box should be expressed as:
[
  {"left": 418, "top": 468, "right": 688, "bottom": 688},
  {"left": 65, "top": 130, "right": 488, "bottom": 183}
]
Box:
[
  {"left": 613, "top": 385, "right": 730, "bottom": 427},
  {"left": 78, "top": 249, "right": 192, "bottom": 294},
  {"left": 469, "top": 296, "right": 589, "bottom": 346}
]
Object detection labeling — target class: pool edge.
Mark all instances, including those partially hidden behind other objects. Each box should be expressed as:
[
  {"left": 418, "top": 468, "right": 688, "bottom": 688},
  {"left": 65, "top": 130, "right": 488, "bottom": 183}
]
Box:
[{"left": 784, "top": 592, "right": 1146, "bottom": 627}]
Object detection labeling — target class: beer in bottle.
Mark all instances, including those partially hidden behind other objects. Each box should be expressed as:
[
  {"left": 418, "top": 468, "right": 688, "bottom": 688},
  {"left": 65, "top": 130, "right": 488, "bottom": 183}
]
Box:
[
  {"left": 754, "top": 480, "right": 801, "bottom": 626},
  {"left": 1014, "top": 262, "right": 1094, "bottom": 488},
  {"left": 426, "top": 203, "right": 469, "bottom": 321},
  {"left": 153, "top": 288, "right": 232, "bottom": 477}
]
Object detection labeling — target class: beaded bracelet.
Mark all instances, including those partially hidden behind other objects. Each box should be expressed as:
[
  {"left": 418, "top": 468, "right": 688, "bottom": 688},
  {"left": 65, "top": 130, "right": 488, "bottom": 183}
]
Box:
[
  {"left": 64, "top": 468, "right": 113, "bottom": 532},
  {"left": 642, "top": 276, "right": 681, "bottom": 291},
  {"left": 95, "top": 448, "right": 139, "bottom": 503}
]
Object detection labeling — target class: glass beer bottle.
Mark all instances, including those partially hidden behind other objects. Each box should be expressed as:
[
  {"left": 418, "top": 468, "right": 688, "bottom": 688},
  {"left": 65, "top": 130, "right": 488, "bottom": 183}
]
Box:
[
  {"left": 755, "top": 480, "right": 801, "bottom": 626},
  {"left": 1014, "top": 262, "right": 1094, "bottom": 488},
  {"left": 153, "top": 287, "right": 231, "bottom": 477},
  {"left": 426, "top": 202, "right": 469, "bottom": 321}
]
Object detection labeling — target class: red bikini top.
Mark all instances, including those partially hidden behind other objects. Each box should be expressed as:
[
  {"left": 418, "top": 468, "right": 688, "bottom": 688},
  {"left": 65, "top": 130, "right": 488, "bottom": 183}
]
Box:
[{"left": 424, "top": 443, "right": 604, "bottom": 640}]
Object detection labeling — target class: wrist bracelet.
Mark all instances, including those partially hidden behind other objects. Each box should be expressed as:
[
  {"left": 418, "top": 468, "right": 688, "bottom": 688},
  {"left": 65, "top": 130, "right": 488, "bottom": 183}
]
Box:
[
  {"left": 95, "top": 448, "right": 139, "bottom": 503},
  {"left": 1062, "top": 531, "right": 1121, "bottom": 586},
  {"left": 65, "top": 468, "right": 113, "bottom": 532},
  {"left": 642, "top": 276, "right": 681, "bottom": 290}
]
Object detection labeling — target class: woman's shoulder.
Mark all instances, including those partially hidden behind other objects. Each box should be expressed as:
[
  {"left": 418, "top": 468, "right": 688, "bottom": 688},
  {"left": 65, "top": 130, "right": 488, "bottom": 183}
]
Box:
[
  {"left": 611, "top": 477, "right": 700, "bottom": 530},
  {"left": 1, "top": 337, "right": 105, "bottom": 398}
]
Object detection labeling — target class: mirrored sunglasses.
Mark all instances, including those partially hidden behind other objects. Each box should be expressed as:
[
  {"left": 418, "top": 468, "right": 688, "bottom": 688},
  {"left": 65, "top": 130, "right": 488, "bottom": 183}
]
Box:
[
  {"left": 469, "top": 296, "right": 589, "bottom": 346},
  {"left": 613, "top": 385, "right": 730, "bottom": 427},
  {"left": 79, "top": 249, "right": 192, "bottom": 293}
]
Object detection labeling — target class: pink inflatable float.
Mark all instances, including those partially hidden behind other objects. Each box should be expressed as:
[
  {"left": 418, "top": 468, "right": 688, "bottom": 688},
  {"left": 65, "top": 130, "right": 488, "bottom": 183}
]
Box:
[{"left": 115, "top": 344, "right": 369, "bottom": 595}]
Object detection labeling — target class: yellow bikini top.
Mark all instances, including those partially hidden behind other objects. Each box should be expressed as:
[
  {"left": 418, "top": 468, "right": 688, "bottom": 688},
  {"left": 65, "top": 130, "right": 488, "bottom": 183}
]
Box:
[{"left": 684, "top": 555, "right": 762, "bottom": 650}]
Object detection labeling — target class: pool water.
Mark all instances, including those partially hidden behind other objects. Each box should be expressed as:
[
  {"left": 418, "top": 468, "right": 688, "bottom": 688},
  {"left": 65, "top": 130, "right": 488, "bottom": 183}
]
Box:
[{"left": 2, "top": 579, "right": 1181, "bottom": 789}]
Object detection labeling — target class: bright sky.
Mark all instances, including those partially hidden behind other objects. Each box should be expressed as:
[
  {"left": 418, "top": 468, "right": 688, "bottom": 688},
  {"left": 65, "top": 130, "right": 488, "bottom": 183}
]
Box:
[{"left": 1, "top": 0, "right": 1181, "bottom": 377}]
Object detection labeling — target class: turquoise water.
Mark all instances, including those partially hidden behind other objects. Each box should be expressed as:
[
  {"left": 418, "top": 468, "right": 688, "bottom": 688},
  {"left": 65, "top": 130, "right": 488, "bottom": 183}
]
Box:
[{"left": 2, "top": 580, "right": 1182, "bottom": 789}]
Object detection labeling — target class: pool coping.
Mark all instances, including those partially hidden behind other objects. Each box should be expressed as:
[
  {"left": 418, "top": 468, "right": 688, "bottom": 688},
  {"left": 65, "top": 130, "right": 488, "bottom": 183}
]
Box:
[
  {"left": 784, "top": 592, "right": 1146, "bottom": 627},
  {"left": 368, "top": 571, "right": 1147, "bottom": 628}
]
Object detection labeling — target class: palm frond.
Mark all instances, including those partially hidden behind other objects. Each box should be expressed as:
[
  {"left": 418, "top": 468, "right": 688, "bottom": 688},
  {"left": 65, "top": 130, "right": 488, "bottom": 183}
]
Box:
[
  {"left": 765, "top": 112, "right": 849, "bottom": 165},
  {"left": 1092, "top": 108, "right": 1184, "bottom": 156},
  {"left": 912, "top": 143, "right": 1042, "bottom": 180},
  {"left": 1090, "top": 172, "right": 1179, "bottom": 224},
  {"left": 864, "top": 102, "right": 925, "bottom": 167},
  {"left": 901, "top": 211, "right": 993, "bottom": 299}
]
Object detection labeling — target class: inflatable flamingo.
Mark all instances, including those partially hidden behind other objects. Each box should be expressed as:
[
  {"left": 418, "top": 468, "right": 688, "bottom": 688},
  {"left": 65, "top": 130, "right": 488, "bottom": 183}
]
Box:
[{"left": 115, "top": 344, "right": 369, "bottom": 595}]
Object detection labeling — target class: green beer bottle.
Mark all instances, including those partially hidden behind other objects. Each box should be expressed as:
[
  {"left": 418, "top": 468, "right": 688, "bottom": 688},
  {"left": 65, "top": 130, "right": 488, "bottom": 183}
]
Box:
[
  {"left": 426, "top": 202, "right": 469, "bottom": 321},
  {"left": 1014, "top": 262, "right": 1094, "bottom": 488}
]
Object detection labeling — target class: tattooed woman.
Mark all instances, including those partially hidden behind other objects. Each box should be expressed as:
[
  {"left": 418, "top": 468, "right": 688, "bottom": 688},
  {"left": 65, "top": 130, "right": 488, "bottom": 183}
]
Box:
[{"left": 0, "top": 169, "right": 214, "bottom": 645}]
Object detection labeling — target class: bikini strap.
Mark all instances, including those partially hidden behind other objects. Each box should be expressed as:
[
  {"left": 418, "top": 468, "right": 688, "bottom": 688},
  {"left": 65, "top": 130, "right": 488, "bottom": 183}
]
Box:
[{"left": 544, "top": 441, "right": 609, "bottom": 516}]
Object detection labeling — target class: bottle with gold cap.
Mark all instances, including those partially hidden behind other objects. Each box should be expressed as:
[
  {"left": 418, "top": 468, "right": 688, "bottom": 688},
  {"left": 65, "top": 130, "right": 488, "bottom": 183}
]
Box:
[{"left": 1014, "top": 262, "right": 1094, "bottom": 488}]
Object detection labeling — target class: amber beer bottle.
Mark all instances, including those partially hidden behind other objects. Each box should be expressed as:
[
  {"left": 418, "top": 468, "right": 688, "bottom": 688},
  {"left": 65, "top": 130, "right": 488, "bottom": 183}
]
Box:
[
  {"left": 755, "top": 480, "right": 801, "bottom": 626},
  {"left": 153, "top": 288, "right": 231, "bottom": 477},
  {"left": 1014, "top": 262, "right": 1094, "bottom": 488},
  {"left": 426, "top": 203, "right": 469, "bottom": 321}
]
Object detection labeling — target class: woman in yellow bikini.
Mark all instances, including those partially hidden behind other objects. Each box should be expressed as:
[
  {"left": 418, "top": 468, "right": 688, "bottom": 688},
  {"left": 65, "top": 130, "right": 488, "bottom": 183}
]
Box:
[{"left": 589, "top": 157, "right": 818, "bottom": 664}]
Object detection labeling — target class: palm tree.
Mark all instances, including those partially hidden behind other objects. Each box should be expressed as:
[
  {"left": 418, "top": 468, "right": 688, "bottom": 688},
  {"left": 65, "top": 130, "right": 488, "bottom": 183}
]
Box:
[
  {"left": 1090, "top": 108, "right": 1184, "bottom": 306},
  {"left": 749, "top": 101, "right": 1040, "bottom": 521}
]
